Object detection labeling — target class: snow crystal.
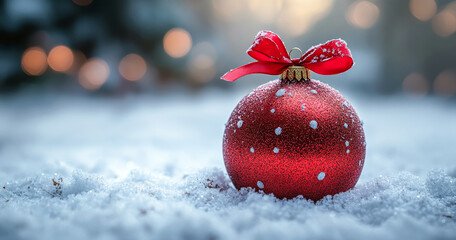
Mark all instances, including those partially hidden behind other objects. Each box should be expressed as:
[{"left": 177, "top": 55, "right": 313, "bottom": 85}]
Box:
[
  {"left": 311, "top": 90, "right": 318, "bottom": 94},
  {"left": 346, "top": 149, "right": 350, "bottom": 154},
  {"left": 359, "top": 160, "right": 363, "bottom": 166},
  {"left": 273, "top": 147, "right": 279, "bottom": 153},
  {"left": 250, "top": 147, "right": 254, "bottom": 153},
  {"left": 317, "top": 172, "right": 326, "bottom": 180},
  {"left": 288, "top": 92, "right": 292, "bottom": 96},
  {"left": 276, "top": 89, "right": 286, "bottom": 97},
  {"left": 301, "top": 104, "right": 306, "bottom": 111},
  {"left": 345, "top": 141, "right": 349, "bottom": 147},
  {"left": 237, "top": 120, "right": 243, "bottom": 128},
  {"left": 344, "top": 123, "right": 348, "bottom": 128},
  {"left": 257, "top": 181, "right": 264, "bottom": 189},
  {"left": 271, "top": 109, "right": 275, "bottom": 113},
  {"left": 275, "top": 127, "right": 282, "bottom": 135},
  {"left": 310, "top": 120, "right": 318, "bottom": 129},
  {"left": 343, "top": 101, "right": 349, "bottom": 108}
]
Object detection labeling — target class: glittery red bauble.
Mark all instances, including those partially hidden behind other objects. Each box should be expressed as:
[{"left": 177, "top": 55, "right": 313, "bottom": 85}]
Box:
[{"left": 223, "top": 79, "right": 366, "bottom": 201}]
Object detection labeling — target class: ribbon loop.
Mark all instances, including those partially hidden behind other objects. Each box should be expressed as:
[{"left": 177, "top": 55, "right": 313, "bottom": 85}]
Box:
[{"left": 221, "top": 31, "right": 354, "bottom": 82}]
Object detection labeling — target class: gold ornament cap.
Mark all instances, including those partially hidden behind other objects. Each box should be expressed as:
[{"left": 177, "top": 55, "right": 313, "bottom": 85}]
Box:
[{"left": 280, "top": 47, "right": 310, "bottom": 81}]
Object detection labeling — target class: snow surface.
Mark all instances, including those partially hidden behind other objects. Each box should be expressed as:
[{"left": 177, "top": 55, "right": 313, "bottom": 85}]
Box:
[{"left": 1, "top": 91, "right": 456, "bottom": 240}]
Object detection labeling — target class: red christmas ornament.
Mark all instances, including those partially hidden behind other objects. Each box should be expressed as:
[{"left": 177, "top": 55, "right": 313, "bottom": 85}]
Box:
[{"left": 222, "top": 31, "right": 366, "bottom": 201}]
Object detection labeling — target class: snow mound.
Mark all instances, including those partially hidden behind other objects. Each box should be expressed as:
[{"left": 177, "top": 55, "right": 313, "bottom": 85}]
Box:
[{"left": 1, "top": 168, "right": 455, "bottom": 240}]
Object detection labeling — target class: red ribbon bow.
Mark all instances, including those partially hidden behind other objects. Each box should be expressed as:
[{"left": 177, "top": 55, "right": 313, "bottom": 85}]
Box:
[{"left": 221, "top": 31, "right": 354, "bottom": 82}]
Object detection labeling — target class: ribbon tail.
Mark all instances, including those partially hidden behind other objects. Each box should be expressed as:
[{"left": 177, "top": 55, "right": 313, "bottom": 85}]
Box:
[{"left": 221, "top": 62, "right": 289, "bottom": 82}]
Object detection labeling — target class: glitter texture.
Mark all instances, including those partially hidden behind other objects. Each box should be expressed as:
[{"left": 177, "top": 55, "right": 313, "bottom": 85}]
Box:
[{"left": 223, "top": 79, "right": 366, "bottom": 201}]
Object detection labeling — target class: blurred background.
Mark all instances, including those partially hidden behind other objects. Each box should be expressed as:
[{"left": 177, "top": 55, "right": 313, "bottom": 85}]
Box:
[{"left": 0, "top": 0, "right": 455, "bottom": 97}]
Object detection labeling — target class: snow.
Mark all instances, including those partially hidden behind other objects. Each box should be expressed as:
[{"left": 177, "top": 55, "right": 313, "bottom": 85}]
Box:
[
  {"left": 273, "top": 147, "right": 280, "bottom": 153},
  {"left": 237, "top": 120, "right": 243, "bottom": 128},
  {"left": 317, "top": 172, "right": 326, "bottom": 181},
  {"left": 344, "top": 123, "right": 348, "bottom": 128},
  {"left": 271, "top": 109, "right": 275, "bottom": 113},
  {"left": 0, "top": 91, "right": 456, "bottom": 240},
  {"left": 345, "top": 141, "right": 350, "bottom": 147},
  {"left": 311, "top": 89, "right": 318, "bottom": 94},
  {"left": 250, "top": 147, "right": 255, "bottom": 153},
  {"left": 310, "top": 120, "right": 318, "bottom": 129},
  {"left": 257, "top": 181, "right": 264, "bottom": 189},
  {"left": 276, "top": 89, "right": 286, "bottom": 97},
  {"left": 275, "top": 127, "right": 282, "bottom": 135}
]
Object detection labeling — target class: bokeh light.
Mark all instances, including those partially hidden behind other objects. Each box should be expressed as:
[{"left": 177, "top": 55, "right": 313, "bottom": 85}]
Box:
[
  {"left": 163, "top": 28, "right": 192, "bottom": 58},
  {"left": 119, "top": 54, "right": 147, "bottom": 81},
  {"left": 409, "top": 0, "right": 437, "bottom": 21},
  {"left": 47, "top": 45, "right": 74, "bottom": 72},
  {"left": 402, "top": 73, "right": 429, "bottom": 97},
  {"left": 212, "top": 0, "right": 242, "bottom": 21},
  {"left": 277, "top": 0, "right": 333, "bottom": 36},
  {"left": 21, "top": 47, "right": 48, "bottom": 76},
  {"left": 72, "top": 0, "right": 94, "bottom": 6},
  {"left": 248, "top": 0, "right": 283, "bottom": 24},
  {"left": 78, "top": 58, "right": 110, "bottom": 90},
  {"left": 188, "top": 54, "right": 216, "bottom": 84},
  {"left": 433, "top": 70, "right": 456, "bottom": 97},
  {"left": 346, "top": 1, "right": 380, "bottom": 29},
  {"left": 432, "top": 9, "right": 456, "bottom": 37}
]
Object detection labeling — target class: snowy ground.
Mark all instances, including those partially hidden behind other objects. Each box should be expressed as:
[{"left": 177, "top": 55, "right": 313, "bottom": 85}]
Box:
[{"left": 0, "top": 87, "right": 455, "bottom": 240}]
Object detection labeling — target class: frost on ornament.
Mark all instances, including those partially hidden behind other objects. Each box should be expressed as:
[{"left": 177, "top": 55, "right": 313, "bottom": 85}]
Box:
[
  {"left": 276, "top": 89, "right": 286, "bottom": 97},
  {"left": 275, "top": 127, "right": 282, "bottom": 135},
  {"left": 237, "top": 120, "right": 243, "bottom": 128},
  {"left": 310, "top": 120, "right": 318, "bottom": 129},
  {"left": 273, "top": 147, "right": 279, "bottom": 153}
]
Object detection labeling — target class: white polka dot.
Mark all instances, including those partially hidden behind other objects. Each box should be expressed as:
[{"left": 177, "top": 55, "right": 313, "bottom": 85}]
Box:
[
  {"left": 275, "top": 127, "right": 282, "bottom": 135},
  {"left": 301, "top": 104, "right": 306, "bottom": 111},
  {"left": 257, "top": 181, "right": 264, "bottom": 189},
  {"left": 237, "top": 120, "right": 243, "bottom": 128},
  {"left": 346, "top": 149, "right": 350, "bottom": 154},
  {"left": 343, "top": 101, "right": 349, "bottom": 108},
  {"left": 310, "top": 120, "right": 318, "bottom": 129},
  {"left": 345, "top": 141, "right": 349, "bottom": 147},
  {"left": 344, "top": 123, "right": 348, "bottom": 128},
  {"left": 276, "top": 89, "right": 286, "bottom": 97},
  {"left": 271, "top": 109, "right": 275, "bottom": 113},
  {"left": 250, "top": 147, "right": 254, "bottom": 153},
  {"left": 273, "top": 147, "right": 279, "bottom": 153},
  {"left": 311, "top": 90, "right": 317, "bottom": 94},
  {"left": 317, "top": 172, "right": 325, "bottom": 181}
]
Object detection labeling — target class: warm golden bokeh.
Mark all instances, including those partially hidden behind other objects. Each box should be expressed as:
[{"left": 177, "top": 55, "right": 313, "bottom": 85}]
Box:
[
  {"left": 409, "top": 0, "right": 437, "bottom": 21},
  {"left": 248, "top": 0, "right": 283, "bottom": 24},
  {"left": 434, "top": 70, "right": 456, "bottom": 97},
  {"left": 277, "top": 0, "right": 333, "bottom": 36},
  {"left": 212, "top": 0, "right": 242, "bottom": 21},
  {"left": 119, "top": 54, "right": 147, "bottom": 81},
  {"left": 72, "top": 0, "right": 94, "bottom": 6},
  {"left": 163, "top": 28, "right": 192, "bottom": 58},
  {"left": 346, "top": 1, "right": 380, "bottom": 29},
  {"left": 78, "top": 58, "right": 110, "bottom": 90},
  {"left": 432, "top": 9, "right": 456, "bottom": 37},
  {"left": 21, "top": 47, "right": 48, "bottom": 76},
  {"left": 48, "top": 45, "right": 74, "bottom": 72},
  {"left": 403, "top": 73, "right": 429, "bottom": 97},
  {"left": 188, "top": 54, "right": 216, "bottom": 83}
]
